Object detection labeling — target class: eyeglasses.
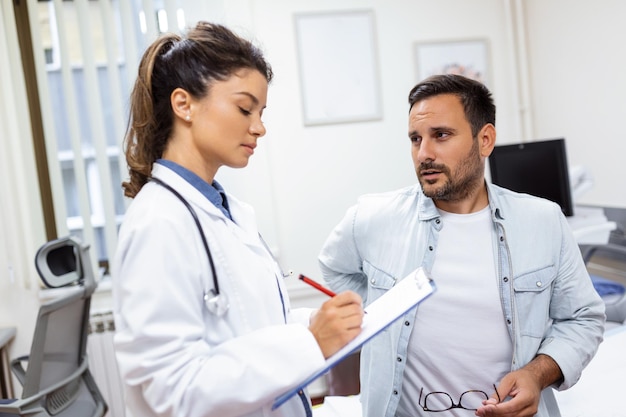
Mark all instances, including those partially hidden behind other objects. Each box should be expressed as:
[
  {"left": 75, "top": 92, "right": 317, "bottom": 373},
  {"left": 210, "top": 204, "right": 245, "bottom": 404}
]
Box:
[{"left": 418, "top": 384, "right": 501, "bottom": 412}]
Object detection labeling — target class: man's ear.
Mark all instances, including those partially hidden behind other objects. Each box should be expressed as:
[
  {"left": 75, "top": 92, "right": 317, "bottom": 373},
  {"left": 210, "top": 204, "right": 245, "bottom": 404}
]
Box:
[
  {"left": 171, "top": 88, "right": 192, "bottom": 122},
  {"left": 478, "top": 123, "right": 497, "bottom": 157}
]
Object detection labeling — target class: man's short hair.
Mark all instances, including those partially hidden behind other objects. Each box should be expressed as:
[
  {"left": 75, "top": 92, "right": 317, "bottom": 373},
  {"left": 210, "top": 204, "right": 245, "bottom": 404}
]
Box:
[{"left": 408, "top": 74, "right": 496, "bottom": 137}]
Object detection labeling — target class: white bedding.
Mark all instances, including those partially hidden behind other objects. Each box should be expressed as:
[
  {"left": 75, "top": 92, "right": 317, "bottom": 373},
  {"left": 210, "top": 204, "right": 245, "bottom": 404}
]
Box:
[{"left": 554, "top": 325, "right": 626, "bottom": 416}]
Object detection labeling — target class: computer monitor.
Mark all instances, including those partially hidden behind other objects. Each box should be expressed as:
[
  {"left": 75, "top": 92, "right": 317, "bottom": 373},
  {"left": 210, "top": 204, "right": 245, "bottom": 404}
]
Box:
[{"left": 488, "top": 138, "right": 574, "bottom": 217}]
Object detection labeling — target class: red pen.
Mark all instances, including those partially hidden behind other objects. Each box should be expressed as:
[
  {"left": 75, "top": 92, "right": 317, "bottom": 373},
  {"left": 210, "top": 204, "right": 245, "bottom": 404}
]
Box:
[{"left": 299, "top": 274, "right": 336, "bottom": 297}]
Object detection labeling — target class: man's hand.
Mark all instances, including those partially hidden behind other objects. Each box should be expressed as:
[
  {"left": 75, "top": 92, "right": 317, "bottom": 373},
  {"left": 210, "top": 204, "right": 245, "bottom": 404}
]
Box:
[
  {"left": 308, "top": 290, "right": 364, "bottom": 358},
  {"left": 475, "top": 354, "right": 562, "bottom": 417}
]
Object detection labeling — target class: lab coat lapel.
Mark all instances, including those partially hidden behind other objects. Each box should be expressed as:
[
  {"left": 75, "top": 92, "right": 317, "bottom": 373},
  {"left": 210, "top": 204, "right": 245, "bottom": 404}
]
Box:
[
  {"left": 225, "top": 194, "right": 265, "bottom": 251},
  {"left": 152, "top": 164, "right": 264, "bottom": 251}
]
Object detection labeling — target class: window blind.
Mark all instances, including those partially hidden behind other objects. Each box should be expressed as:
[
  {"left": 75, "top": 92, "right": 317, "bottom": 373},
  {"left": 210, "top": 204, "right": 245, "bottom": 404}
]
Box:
[{"left": 28, "top": 0, "right": 185, "bottom": 270}]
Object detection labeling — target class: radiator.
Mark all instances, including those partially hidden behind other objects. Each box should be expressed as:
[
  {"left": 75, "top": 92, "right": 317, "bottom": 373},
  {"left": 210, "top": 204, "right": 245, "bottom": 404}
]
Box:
[{"left": 87, "top": 312, "right": 126, "bottom": 417}]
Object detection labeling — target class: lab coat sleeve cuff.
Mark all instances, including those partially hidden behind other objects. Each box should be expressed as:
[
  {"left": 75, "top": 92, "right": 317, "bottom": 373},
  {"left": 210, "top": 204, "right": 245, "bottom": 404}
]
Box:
[{"left": 289, "top": 307, "right": 316, "bottom": 326}]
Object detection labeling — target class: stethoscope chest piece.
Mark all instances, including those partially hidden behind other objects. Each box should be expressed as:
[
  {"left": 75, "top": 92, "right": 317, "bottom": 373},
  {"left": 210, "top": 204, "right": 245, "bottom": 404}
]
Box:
[{"left": 204, "top": 289, "right": 230, "bottom": 316}]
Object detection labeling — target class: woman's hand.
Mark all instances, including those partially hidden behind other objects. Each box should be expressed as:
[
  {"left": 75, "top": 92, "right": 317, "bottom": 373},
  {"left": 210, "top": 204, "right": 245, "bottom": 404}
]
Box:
[{"left": 308, "top": 291, "right": 364, "bottom": 358}]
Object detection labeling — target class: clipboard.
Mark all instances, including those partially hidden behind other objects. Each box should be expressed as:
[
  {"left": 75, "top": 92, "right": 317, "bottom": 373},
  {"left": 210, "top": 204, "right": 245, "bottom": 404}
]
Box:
[{"left": 272, "top": 267, "right": 436, "bottom": 410}]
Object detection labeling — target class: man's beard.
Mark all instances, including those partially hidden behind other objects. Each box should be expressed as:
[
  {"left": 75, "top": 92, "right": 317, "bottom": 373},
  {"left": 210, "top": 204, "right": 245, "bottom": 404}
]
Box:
[{"left": 417, "top": 139, "right": 484, "bottom": 202}]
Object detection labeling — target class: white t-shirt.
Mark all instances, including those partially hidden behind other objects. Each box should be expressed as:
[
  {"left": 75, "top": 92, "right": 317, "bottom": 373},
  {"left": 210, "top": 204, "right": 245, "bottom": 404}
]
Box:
[{"left": 396, "top": 206, "right": 512, "bottom": 417}]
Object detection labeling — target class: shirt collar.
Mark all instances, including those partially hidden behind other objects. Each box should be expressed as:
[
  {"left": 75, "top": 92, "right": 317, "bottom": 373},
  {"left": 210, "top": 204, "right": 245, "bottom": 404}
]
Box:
[
  {"left": 156, "top": 159, "right": 233, "bottom": 221},
  {"left": 417, "top": 181, "right": 503, "bottom": 221}
]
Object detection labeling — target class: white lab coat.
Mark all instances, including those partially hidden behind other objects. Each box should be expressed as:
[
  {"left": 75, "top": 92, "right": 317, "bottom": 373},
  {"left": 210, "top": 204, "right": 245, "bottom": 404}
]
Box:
[{"left": 112, "top": 164, "right": 325, "bottom": 417}]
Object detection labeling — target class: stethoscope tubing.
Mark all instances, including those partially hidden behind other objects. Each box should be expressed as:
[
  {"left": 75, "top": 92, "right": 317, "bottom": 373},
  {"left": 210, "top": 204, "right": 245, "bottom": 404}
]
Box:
[
  {"left": 150, "top": 175, "right": 286, "bottom": 319},
  {"left": 150, "top": 177, "right": 220, "bottom": 295}
]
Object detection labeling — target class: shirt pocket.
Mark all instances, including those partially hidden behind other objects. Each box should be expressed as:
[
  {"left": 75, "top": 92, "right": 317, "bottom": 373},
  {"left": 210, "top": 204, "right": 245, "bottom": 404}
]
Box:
[
  {"left": 362, "top": 260, "right": 397, "bottom": 304},
  {"left": 513, "top": 265, "right": 557, "bottom": 337}
]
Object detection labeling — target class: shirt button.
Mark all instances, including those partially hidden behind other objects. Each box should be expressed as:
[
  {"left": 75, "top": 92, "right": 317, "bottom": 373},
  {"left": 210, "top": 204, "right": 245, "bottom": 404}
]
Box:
[
  {"left": 536, "top": 281, "right": 542, "bottom": 287},
  {"left": 500, "top": 236, "right": 504, "bottom": 242},
  {"left": 435, "top": 219, "right": 441, "bottom": 224},
  {"left": 503, "top": 277, "right": 509, "bottom": 282},
  {"left": 428, "top": 246, "right": 434, "bottom": 251},
  {"left": 393, "top": 390, "right": 398, "bottom": 395},
  {"left": 404, "top": 321, "right": 410, "bottom": 326},
  {"left": 370, "top": 278, "right": 376, "bottom": 285},
  {"left": 397, "top": 357, "right": 402, "bottom": 362},
  {"left": 507, "top": 319, "right": 512, "bottom": 324}
]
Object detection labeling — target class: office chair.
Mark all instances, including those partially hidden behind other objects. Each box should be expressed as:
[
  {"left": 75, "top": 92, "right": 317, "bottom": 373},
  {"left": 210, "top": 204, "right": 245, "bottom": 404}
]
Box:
[
  {"left": 0, "top": 236, "right": 107, "bottom": 417},
  {"left": 582, "top": 243, "right": 626, "bottom": 325}
]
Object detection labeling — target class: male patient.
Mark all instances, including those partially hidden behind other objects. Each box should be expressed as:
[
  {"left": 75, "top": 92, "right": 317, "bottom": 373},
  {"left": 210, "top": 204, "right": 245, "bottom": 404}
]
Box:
[{"left": 319, "top": 74, "right": 605, "bottom": 417}]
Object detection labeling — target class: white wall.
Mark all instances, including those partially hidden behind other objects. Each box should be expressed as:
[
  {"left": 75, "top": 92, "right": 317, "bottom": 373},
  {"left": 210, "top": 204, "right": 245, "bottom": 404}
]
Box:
[
  {"left": 193, "top": 0, "right": 522, "bottom": 304},
  {"left": 523, "top": 0, "right": 626, "bottom": 209},
  {"left": 202, "top": 1, "right": 626, "bottom": 302}
]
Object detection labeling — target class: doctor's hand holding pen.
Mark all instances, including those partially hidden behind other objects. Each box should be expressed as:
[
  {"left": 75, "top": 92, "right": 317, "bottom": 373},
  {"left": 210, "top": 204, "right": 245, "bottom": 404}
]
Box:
[
  {"left": 302, "top": 274, "right": 365, "bottom": 359},
  {"left": 309, "top": 291, "right": 364, "bottom": 358}
]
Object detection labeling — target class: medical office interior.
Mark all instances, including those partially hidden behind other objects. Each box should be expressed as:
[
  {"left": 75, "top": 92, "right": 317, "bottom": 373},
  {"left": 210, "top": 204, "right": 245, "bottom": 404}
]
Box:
[{"left": 1, "top": 0, "right": 625, "bottom": 416}]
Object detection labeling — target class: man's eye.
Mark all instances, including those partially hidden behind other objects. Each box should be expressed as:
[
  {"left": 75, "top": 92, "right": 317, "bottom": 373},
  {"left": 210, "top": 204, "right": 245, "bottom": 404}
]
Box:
[
  {"left": 410, "top": 136, "right": 421, "bottom": 144},
  {"left": 239, "top": 107, "right": 251, "bottom": 115}
]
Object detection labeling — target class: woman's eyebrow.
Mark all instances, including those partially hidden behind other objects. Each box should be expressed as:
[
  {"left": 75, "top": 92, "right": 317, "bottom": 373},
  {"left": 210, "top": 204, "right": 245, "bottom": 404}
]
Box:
[{"left": 234, "top": 91, "right": 259, "bottom": 105}]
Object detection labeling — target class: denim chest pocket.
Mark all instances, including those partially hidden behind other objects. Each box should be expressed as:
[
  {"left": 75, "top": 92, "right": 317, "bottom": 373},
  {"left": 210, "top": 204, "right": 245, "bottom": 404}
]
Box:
[
  {"left": 362, "top": 261, "right": 397, "bottom": 304},
  {"left": 513, "top": 265, "right": 557, "bottom": 337}
]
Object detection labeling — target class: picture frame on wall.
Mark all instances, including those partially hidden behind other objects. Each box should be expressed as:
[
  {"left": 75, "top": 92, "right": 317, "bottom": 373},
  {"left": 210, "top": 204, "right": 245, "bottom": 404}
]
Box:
[
  {"left": 294, "top": 10, "right": 382, "bottom": 126},
  {"left": 414, "top": 38, "right": 490, "bottom": 86}
]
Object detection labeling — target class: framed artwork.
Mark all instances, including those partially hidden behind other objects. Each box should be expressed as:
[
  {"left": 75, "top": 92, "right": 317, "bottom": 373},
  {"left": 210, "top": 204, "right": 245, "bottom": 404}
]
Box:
[
  {"left": 414, "top": 39, "right": 490, "bottom": 86},
  {"left": 294, "top": 10, "right": 382, "bottom": 126}
]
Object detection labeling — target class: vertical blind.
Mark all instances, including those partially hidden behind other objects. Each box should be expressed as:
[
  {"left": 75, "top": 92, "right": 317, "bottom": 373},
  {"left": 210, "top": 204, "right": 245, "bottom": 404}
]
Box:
[
  {"left": 29, "top": 0, "right": 185, "bottom": 271},
  {"left": 1, "top": 0, "right": 43, "bottom": 291}
]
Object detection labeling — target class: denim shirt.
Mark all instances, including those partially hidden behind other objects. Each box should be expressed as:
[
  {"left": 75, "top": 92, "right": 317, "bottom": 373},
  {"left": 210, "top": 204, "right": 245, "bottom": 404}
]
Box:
[{"left": 319, "top": 182, "right": 605, "bottom": 417}]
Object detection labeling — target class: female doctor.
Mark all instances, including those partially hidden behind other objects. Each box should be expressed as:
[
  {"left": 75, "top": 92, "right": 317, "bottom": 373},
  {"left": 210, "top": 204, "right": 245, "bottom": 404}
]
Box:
[{"left": 112, "top": 22, "right": 364, "bottom": 417}]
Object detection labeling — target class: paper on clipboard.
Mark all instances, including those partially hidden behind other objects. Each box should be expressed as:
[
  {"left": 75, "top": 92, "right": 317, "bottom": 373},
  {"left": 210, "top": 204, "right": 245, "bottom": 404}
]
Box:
[{"left": 272, "top": 267, "right": 435, "bottom": 410}]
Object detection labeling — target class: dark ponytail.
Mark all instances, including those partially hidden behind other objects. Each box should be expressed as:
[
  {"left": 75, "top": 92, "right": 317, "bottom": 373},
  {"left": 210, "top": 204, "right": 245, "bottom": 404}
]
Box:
[{"left": 122, "top": 22, "right": 272, "bottom": 198}]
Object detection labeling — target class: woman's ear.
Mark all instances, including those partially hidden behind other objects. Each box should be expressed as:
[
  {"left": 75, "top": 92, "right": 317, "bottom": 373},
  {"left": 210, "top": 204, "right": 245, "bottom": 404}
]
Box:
[{"left": 171, "top": 88, "right": 192, "bottom": 122}]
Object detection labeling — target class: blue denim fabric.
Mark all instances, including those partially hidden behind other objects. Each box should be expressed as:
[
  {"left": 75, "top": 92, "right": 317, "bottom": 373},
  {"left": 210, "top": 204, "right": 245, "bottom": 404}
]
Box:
[{"left": 319, "top": 182, "right": 605, "bottom": 417}]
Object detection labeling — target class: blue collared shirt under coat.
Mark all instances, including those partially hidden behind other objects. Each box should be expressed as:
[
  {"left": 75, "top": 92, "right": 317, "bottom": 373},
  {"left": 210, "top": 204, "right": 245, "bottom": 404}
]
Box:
[
  {"left": 157, "top": 158, "right": 233, "bottom": 220},
  {"left": 318, "top": 181, "right": 605, "bottom": 417}
]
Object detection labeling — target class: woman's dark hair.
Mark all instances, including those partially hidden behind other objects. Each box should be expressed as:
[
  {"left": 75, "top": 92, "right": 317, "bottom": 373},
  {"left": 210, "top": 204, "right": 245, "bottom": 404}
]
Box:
[
  {"left": 122, "top": 21, "right": 273, "bottom": 198},
  {"left": 408, "top": 74, "right": 495, "bottom": 137}
]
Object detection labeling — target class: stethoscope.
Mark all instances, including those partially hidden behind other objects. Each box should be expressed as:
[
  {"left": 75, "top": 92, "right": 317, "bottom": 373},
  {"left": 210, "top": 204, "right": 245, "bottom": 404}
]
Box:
[{"left": 150, "top": 177, "right": 290, "bottom": 317}]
